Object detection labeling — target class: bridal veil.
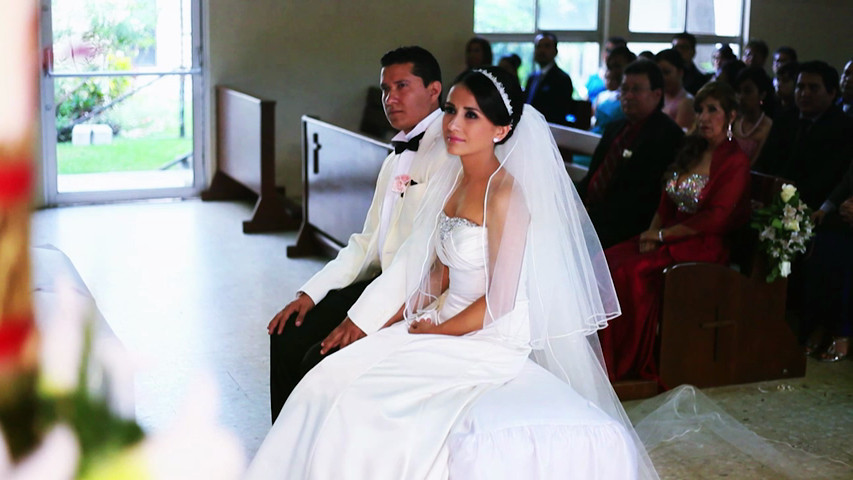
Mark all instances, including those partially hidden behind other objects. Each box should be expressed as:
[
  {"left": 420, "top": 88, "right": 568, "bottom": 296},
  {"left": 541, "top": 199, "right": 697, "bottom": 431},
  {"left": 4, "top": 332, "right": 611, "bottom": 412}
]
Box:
[{"left": 402, "top": 104, "right": 659, "bottom": 479}]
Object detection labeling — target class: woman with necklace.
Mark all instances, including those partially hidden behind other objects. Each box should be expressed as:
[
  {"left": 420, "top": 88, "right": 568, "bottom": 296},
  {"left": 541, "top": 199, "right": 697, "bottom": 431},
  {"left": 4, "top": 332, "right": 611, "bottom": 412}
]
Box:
[
  {"left": 656, "top": 48, "right": 696, "bottom": 131},
  {"left": 733, "top": 66, "right": 775, "bottom": 165}
]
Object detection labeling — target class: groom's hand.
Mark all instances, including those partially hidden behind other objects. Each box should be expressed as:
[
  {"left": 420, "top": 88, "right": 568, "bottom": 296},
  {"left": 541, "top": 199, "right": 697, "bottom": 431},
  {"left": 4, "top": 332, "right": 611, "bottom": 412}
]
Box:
[
  {"left": 320, "top": 318, "right": 365, "bottom": 354},
  {"left": 268, "top": 292, "right": 315, "bottom": 335}
]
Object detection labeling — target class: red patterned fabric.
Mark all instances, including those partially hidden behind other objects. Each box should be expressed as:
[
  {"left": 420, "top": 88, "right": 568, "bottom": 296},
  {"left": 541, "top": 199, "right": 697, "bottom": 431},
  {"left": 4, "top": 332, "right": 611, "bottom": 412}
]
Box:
[
  {"left": 586, "top": 118, "right": 649, "bottom": 205},
  {"left": 599, "top": 140, "right": 751, "bottom": 383}
]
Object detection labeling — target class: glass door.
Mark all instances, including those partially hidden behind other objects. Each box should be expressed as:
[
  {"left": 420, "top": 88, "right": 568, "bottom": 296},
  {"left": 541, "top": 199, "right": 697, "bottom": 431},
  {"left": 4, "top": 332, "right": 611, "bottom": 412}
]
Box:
[{"left": 39, "top": 0, "right": 204, "bottom": 204}]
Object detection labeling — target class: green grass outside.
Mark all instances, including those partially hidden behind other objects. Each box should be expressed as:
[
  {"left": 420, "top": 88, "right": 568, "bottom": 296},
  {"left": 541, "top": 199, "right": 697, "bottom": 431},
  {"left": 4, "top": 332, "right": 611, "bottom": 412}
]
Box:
[{"left": 57, "top": 137, "right": 193, "bottom": 174}]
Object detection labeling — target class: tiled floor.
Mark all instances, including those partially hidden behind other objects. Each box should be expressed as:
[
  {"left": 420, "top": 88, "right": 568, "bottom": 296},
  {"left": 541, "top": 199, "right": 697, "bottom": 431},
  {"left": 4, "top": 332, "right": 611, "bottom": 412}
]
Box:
[{"left": 30, "top": 199, "right": 853, "bottom": 478}]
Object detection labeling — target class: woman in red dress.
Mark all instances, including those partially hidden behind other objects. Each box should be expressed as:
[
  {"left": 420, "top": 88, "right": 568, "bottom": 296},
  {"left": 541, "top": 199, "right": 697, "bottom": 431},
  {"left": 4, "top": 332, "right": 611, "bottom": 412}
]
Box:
[{"left": 600, "top": 81, "right": 751, "bottom": 383}]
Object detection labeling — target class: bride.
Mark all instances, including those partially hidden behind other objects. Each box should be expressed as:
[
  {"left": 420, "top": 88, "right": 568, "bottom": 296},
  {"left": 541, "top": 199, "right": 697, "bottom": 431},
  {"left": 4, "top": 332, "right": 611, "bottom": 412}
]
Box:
[{"left": 246, "top": 67, "right": 658, "bottom": 479}]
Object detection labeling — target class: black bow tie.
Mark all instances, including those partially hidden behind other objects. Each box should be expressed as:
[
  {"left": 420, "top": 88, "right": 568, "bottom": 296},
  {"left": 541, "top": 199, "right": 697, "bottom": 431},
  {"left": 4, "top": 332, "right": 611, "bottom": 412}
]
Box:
[{"left": 392, "top": 132, "right": 425, "bottom": 155}]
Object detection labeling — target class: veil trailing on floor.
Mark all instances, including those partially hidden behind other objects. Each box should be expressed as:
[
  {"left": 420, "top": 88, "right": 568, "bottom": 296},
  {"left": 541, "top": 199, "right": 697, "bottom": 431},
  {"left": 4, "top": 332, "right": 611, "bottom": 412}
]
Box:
[
  {"left": 402, "top": 104, "right": 659, "bottom": 479},
  {"left": 630, "top": 384, "right": 853, "bottom": 478}
]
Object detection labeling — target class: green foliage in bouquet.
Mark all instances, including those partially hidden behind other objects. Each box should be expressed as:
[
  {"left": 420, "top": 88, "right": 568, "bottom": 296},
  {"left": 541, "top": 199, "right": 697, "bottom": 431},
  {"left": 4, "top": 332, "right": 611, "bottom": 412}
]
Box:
[
  {"left": 750, "top": 184, "right": 814, "bottom": 282},
  {"left": 38, "top": 321, "right": 143, "bottom": 477},
  {"left": 36, "top": 316, "right": 144, "bottom": 478}
]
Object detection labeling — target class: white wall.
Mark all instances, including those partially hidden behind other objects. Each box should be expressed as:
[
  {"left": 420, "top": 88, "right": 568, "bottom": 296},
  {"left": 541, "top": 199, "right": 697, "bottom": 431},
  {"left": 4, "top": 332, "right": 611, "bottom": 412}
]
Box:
[
  {"left": 206, "top": 0, "right": 474, "bottom": 198},
  {"left": 748, "top": 0, "right": 852, "bottom": 72}
]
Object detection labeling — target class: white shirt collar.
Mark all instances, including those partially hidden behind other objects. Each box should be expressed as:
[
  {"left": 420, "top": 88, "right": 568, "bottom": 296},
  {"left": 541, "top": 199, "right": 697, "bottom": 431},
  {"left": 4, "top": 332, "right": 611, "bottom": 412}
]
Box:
[
  {"left": 538, "top": 62, "right": 555, "bottom": 77},
  {"left": 391, "top": 109, "right": 442, "bottom": 143}
]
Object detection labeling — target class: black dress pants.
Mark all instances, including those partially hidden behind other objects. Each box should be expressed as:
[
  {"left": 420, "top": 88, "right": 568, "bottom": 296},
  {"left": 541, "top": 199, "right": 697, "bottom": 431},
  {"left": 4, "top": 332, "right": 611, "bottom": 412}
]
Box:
[
  {"left": 802, "top": 231, "right": 853, "bottom": 340},
  {"left": 269, "top": 279, "right": 372, "bottom": 423}
]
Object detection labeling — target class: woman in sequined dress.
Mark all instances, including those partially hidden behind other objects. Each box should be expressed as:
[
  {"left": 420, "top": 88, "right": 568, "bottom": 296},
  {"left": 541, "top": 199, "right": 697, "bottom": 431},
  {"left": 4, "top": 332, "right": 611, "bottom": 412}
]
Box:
[{"left": 599, "top": 81, "right": 751, "bottom": 383}]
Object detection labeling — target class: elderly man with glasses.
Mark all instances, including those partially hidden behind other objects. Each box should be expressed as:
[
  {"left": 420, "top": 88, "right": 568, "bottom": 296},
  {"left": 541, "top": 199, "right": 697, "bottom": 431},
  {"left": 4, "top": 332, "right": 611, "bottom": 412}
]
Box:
[{"left": 577, "top": 60, "right": 685, "bottom": 248}]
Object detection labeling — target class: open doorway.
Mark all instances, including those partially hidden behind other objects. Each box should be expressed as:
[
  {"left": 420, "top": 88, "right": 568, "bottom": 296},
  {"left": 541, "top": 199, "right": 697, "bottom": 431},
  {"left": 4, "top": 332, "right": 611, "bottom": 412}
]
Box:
[{"left": 40, "top": 0, "right": 205, "bottom": 204}]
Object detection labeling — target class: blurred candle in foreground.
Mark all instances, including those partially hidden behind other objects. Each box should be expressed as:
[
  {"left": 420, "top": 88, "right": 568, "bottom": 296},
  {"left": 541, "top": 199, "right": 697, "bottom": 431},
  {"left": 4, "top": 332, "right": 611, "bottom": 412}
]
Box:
[{"left": 0, "top": 0, "right": 40, "bottom": 461}]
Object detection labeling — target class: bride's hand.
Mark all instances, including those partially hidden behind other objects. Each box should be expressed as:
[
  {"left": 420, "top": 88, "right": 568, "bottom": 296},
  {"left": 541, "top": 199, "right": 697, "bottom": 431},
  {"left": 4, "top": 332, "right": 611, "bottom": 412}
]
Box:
[{"left": 408, "top": 318, "right": 438, "bottom": 334}]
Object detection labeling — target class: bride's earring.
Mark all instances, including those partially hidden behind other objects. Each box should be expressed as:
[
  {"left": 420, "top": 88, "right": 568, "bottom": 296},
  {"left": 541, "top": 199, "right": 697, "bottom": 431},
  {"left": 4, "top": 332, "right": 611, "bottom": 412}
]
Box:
[
  {"left": 727, "top": 122, "right": 733, "bottom": 141},
  {"left": 493, "top": 138, "right": 499, "bottom": 143}
]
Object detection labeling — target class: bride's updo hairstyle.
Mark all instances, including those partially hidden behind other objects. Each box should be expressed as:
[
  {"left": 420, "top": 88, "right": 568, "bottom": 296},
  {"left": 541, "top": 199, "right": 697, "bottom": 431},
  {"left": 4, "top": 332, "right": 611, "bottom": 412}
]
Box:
[{"left": 451, "top": 66, "right": 524, "bottom": 145}]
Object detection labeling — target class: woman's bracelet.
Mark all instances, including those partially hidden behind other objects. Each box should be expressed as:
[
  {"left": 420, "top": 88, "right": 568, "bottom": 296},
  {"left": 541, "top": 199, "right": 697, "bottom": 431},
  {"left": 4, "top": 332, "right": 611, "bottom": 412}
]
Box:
[{"left": 657, "top": 229, "right": 664, "bottom": 243}]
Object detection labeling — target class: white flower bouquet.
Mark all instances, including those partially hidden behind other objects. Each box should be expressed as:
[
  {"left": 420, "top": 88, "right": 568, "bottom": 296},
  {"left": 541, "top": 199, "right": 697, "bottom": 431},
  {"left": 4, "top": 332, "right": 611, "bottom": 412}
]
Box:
[{"left": 750, "top": 184, "right": 815, "bottom": 282}]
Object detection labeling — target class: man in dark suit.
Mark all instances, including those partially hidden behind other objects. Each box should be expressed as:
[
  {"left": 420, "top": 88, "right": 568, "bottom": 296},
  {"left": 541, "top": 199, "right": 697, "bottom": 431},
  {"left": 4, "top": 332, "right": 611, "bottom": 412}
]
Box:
[
  {"left": 756, "top": 60, "right": 853, "bottom": 210},
  {"left": 672, "top": 32, "right": 710, "bottom": 95},
  {"left": 803, "top": 156, "right": 853, "bottom": 360},
  {"left": 525, "top": 32, "right": 575, "bottom": 126},
  {"left": 577, "top": 60, "right": 685, "bottom": 249}
]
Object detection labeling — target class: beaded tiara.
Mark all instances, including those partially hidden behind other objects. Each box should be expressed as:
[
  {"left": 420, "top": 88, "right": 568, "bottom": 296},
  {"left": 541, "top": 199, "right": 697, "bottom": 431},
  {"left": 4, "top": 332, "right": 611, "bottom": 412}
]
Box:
[{"left": 472, "top": 69, "right": 513, "bottom": 116}]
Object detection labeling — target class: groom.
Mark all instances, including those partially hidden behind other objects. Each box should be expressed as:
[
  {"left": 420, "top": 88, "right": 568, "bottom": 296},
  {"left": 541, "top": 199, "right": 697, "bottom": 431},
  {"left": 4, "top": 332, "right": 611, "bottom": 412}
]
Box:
[{"left": 268, "top": 46, "right": 454, "bottom": 422}]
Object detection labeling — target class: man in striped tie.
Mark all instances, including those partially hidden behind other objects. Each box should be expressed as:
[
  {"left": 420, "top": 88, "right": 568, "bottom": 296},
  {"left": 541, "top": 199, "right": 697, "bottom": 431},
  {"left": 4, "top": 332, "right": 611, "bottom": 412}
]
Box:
[{"left": 577, "top": 60, "right": 685, "bottom": 248}]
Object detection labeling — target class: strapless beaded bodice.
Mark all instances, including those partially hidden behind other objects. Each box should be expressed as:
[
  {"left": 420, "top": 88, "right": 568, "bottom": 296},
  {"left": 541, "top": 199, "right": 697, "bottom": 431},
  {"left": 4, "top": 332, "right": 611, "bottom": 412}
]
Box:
[
  {"left": 432, "top": 212, "right": 530, "bottom": 344},
  {"left": 665, "top": 171, "right": 709, "bottom": 213},
  {"left": 436, "top": 212, "right": 487, "bottom": 321}
]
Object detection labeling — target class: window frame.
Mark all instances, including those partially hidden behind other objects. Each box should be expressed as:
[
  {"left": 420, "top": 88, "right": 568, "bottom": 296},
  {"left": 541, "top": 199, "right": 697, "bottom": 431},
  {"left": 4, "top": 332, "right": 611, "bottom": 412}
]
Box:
[
  {"left": 623, "top": 0, "right": 748, "bottom": 56},
  {"left": 474, "top": 0, "right": 606, "bottom": 44},
  {"left": 473, "top": 0, "right": 750, "bottom": 98}
]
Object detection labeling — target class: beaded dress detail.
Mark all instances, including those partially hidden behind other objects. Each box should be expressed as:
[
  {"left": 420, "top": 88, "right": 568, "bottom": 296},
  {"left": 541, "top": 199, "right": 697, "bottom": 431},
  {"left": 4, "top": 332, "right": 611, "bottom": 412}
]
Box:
[
  {"left": 439, "top": 211, "right": 482, "bottom": 241},
  {"left": 665, "top": 171, "right": 709, "bottom": 213}
]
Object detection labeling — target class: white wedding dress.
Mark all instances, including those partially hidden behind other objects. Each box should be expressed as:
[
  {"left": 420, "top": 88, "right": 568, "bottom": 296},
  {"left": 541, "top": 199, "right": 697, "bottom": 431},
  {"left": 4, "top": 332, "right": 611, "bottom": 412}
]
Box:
[{"left": 246, "top": 212, "right": 638, "bottom": 479}]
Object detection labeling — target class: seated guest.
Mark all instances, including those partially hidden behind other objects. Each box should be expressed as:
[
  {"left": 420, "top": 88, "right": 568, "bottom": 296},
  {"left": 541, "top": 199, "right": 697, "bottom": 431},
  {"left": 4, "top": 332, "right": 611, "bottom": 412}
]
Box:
[
  {"left": 498, "top": 53, "right": 522, "bottom": 80},
  {"left": 840, "top": 58, "right": 853, "bottom": 117},
  {"left": 586, "top": 36, "right": 627, "bottom": 102},
  {"left": 600, "top": 82, "right": 751, "bottom": 382},
  {"left": 712, "top": 44, "right": 737, "bottom": 78},
  {"left": 525, "top": 31, "right": 575, "bottom": 126},
  {"left": 733, "top": 66, "right": 775, "bottom": 164},
  {"left": 464, "top": 36, "right": 493, "bottom": 69},
  {"left": 656, "top": 48, "right": 696, "bottom": 130},
  {"left": 803, "top": 159, "right": 853, "bottom": 361},
  {"left": 637, "top": 50, "right": 655, "bottom": 61},
  {"left": 756, "top": 60, "right": 853, "bottom": 209},
  {"left": 715, "top": 59, "right": 746, "bottom": 87},
  {"left": 743, "top": 39, "right": 769, "bottom": 70},
  {"left": 773, "top": 46, "right": 798, "bottom": 76},
  {"left": 577, "top": 60, "right": 685, "bottom": 249},
  {"left": 591, "top": 46, "right": 636, "bottom": 134},
  {"left": 774, "top": 61, "right": 799, "bottom": 115},
  {"left": 672, "top": 32, "right": 711, "bottom": 95}
]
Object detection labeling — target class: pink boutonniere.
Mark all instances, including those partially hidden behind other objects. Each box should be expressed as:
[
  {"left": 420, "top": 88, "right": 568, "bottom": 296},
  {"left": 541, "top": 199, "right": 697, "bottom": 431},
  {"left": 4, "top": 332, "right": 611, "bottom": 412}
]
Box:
[{"left": 391, "top": 174, "right": 418, "bottom": 197}]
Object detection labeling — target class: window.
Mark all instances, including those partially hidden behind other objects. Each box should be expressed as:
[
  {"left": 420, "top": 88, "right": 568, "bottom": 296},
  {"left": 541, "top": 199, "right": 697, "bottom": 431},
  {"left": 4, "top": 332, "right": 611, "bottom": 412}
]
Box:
[
  {"left": 473, "top": 0, "right": 748, "bottom": 99},
  {"left": 629, "top": 0, "right": 743, "bottom": 36},
  {"left": 628, "top": 42, "right": 740, "bottom": 74},
  {"left": 627, "top": 0, "right": 745, "bottom": 75},
  {"left": 474, "top": 0, "right": 601, "bottom": 97}
]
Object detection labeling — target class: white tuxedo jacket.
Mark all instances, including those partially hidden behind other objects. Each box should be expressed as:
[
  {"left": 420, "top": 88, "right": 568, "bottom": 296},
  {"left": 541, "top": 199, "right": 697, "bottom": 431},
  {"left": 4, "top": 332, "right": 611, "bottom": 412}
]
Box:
[{"left": 300, "top": 115, "right": 458, "bottom": 334}]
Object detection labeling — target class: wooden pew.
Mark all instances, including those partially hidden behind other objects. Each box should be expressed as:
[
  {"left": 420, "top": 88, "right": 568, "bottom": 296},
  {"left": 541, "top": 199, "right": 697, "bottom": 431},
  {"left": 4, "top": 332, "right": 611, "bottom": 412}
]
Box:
[
  {"left": 287, "top": 116, "right": 392, "bottom": 257},
  {"left": 657, "top": 172, "right": 806, "bottom": 390},
  {"left": 202, "top": 86, "right": 300, "bottom": 233},
  {"left": 548, "top": 123, "right": 598, "bottom": 182}
]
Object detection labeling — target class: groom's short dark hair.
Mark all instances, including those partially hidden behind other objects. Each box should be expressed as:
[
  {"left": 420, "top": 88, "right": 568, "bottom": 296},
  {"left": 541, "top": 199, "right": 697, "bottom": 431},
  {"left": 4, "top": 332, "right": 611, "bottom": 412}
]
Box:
[{"left": 381, "top": 46, "right": 442, "bottom": 88}]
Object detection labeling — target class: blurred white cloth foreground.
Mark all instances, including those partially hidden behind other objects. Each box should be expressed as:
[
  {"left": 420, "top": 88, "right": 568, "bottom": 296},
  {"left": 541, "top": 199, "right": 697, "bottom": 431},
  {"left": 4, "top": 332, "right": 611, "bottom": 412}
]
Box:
[{"left": 30, "top": 244, "right": 135, "bottom": 418}]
